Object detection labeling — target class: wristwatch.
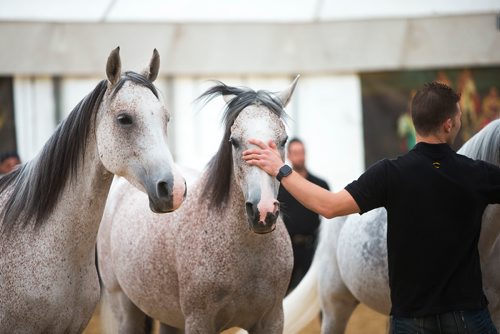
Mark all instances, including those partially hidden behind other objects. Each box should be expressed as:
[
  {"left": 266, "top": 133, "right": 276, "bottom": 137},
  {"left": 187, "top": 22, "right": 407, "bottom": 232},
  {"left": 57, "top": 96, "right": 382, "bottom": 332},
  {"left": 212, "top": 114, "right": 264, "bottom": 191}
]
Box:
[{"left": 276, "top": 164, "right": 293, "bottom": 182}]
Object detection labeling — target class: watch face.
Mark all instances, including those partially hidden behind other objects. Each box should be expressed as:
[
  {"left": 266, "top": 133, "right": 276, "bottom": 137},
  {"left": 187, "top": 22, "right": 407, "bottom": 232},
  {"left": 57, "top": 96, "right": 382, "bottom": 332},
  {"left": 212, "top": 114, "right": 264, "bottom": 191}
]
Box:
[
  {"left": 277, "top": 164, "right": 292, "bottom": 181},
  {"left": 281, "top": 165, "right": 292, "bottom": 176}
]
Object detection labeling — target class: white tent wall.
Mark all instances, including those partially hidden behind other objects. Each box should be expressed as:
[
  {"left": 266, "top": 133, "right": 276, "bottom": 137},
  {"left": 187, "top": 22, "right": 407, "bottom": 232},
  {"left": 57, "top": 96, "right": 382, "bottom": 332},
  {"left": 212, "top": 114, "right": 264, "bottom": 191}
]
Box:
[
  {"left": 1, "top": 14, "right": 499, "bottom": 75},
  {"left": 3, "top": 10, "right": 499, "bottom": 184}
]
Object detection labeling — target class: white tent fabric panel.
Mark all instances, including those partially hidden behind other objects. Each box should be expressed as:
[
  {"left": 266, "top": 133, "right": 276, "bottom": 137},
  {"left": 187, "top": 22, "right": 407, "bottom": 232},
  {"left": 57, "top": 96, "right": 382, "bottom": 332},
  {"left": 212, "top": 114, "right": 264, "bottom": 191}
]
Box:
[
  {"left": 13, "top": 77, "right": 55, "bottom": 162},
  {"left": 293, "top": 75, "right": 364, "bottom": 191},
  {"left": 107, "top": 0, "right": 317, "bottom": 23},
  {"left": 61, "top": 78, "right": 101, "bottom": 119},
  {"left": 1, "top": 0, "right": 498, "bottom": 22},
  {"left": 0, "top": 0, "right": 113, "bottom": 22},
  {"left": 319, "top": 0, "right": 500, "bottom": 20},
  {"left": 170, "top": 77, "right": 227, "bottom": 171}
]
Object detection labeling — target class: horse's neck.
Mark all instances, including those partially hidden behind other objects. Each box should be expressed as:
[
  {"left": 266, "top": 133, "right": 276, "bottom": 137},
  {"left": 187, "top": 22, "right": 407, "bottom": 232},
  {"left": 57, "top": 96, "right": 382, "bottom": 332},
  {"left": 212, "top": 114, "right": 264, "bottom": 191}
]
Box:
[
  {"left": 196, "top": 172, "right": 247, "bottom": 232},
  {"left": 47, "top": 137, "right": 113, "bottom": 254},
  {"left": 479, "top": 204, "right": 500, "bottom": 261}
]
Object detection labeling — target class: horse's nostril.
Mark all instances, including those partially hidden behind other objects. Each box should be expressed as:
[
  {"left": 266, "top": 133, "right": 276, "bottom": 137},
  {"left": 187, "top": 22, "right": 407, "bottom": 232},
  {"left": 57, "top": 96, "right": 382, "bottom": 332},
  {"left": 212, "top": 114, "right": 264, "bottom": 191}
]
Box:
[
  {"left": 265, "top": 212, "right": 278, "bottom": 225},
  {"left": 157, "top": 181, "right": 171, "bottom": 199},
  {"left": 245, "top": 202, "right": 254, "bottom": 213}
]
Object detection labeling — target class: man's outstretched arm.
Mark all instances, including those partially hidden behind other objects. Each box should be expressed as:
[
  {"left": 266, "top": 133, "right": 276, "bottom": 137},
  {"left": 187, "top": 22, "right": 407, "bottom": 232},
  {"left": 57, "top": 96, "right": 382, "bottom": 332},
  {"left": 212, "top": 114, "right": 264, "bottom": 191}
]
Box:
[{"left": 242, "top": 139, "right": 360, "bottom": 218}]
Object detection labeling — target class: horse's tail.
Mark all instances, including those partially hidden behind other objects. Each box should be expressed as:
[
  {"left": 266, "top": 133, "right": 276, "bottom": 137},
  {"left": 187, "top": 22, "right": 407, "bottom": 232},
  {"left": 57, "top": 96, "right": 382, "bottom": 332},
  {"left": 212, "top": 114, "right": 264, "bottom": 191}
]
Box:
[{"left": 283, "top": 256, "right": 321, "bottom": 334}]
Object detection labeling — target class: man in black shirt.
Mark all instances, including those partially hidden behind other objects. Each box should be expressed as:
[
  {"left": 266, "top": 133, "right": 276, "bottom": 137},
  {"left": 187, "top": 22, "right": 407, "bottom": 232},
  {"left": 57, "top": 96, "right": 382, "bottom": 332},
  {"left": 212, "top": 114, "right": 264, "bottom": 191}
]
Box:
[
  {"left": 278, "top": 138, "right": 329, "bottom": 292},
  {"left": 243, "top": 82, "right": 500, "bottom": 333}
]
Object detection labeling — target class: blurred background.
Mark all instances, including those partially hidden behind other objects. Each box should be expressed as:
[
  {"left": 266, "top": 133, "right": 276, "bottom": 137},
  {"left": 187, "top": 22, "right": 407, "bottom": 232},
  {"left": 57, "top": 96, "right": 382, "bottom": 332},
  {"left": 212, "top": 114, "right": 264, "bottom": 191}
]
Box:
[{"left": 0, "top": 0, "right": 499, "bottom": 190}]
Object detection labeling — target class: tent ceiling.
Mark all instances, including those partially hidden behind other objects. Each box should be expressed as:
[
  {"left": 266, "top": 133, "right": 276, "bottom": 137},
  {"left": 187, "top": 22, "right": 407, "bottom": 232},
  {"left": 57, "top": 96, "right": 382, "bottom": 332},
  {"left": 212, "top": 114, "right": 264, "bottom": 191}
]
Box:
[{"left": 1, "top": 0, "right": 499, "bottom": 23}]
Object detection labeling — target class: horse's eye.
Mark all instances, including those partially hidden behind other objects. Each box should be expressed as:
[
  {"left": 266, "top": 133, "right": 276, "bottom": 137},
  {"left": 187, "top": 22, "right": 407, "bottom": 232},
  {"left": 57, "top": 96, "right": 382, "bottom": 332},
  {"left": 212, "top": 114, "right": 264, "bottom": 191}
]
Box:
[
  {"left": 117, "top": 114, "right": 133, "bottom": 126},
  {"left": 229, "top": 137, "right": 240, "bottom": 149},
  {"left": 280, "top": 137, "right": 288, "bottom": 147}
]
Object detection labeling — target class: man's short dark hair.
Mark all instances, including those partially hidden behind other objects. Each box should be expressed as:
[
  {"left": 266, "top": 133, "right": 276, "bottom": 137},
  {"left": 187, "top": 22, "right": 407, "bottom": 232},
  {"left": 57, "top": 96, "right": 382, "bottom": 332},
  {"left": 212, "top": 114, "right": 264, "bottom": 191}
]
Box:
[
  {"left": 411, "top": 82, "right": 461, "bottom": 135},
  {"left": 287, "top": 138, "right": 303, "bottom": 151}
]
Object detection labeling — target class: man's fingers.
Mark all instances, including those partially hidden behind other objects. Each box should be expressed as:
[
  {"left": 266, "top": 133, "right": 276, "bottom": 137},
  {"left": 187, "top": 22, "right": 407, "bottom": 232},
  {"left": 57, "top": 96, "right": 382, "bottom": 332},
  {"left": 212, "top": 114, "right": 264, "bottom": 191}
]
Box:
[
  {"left": 268, "top": 140, "right": 277, "bottom": 149},
  {"left": 242, "top": 148, "right": 260, "bottom": 156},
  {"left": 248, "top": 138, "right": 267, "bottom": 150},
  {"left": 242, "top": 153, "right": 261, "bottom": 161}
]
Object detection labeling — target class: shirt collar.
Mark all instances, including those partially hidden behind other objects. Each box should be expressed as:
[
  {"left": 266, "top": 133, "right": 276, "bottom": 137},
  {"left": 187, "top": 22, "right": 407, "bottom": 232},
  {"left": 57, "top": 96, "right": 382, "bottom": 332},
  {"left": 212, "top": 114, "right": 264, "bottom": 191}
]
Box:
[{"left": 413, "top": 142, "right": 455, "bottom": 155}]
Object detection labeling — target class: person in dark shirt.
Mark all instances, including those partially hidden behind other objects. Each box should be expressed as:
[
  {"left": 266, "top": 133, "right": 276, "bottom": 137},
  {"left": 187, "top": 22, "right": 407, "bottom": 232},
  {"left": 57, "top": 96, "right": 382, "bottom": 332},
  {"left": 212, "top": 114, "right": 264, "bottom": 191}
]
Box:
[
  {"left": 242, "top": 82, "right": 500, "bottom": 334},
  {"left": 278, "top": 138, "right": 329, "bottom": 293}
]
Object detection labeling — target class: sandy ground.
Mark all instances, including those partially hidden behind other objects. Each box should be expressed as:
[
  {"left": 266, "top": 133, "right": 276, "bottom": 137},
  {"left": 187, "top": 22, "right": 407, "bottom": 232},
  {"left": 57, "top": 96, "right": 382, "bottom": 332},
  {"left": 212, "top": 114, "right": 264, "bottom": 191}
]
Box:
[{"left": 83, "top": 302, "right": 388, "bottom": 334}]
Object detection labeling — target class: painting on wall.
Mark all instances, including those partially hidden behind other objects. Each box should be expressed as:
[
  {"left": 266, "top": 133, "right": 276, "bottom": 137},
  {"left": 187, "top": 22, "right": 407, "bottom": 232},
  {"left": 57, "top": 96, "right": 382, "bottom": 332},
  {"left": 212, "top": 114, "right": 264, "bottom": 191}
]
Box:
[
  {"left": 0, "top": 77, "right": 16, "bottom": 153},
  {"left": 360, "top": 68, "right": 500, "bottom": 167}
]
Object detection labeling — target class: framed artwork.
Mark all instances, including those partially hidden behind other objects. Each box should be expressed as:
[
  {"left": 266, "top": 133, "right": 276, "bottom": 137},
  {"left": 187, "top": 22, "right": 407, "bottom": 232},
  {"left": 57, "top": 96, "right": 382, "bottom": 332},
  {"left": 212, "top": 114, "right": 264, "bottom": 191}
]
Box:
[{"left": 360, "top": 68, "right": 500, "bottom": 167}]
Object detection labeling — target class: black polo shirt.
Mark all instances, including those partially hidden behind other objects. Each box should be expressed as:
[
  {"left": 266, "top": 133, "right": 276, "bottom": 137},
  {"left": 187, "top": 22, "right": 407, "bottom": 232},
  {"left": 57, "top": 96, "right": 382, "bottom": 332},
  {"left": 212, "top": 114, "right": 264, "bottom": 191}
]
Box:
[
  {"left": 345, "top": 142, "right": 500, "bottom": 317},
  {"left": 278, "top": 172, "right": 329, "bottom": 237}
]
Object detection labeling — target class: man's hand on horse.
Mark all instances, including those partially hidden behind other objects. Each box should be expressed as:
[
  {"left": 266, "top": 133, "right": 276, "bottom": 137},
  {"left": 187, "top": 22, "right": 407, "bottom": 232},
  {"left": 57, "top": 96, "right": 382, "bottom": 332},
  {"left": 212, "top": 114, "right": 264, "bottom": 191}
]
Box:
[{"left": 242, "top": 139, "right": 284, "bottom": 177}]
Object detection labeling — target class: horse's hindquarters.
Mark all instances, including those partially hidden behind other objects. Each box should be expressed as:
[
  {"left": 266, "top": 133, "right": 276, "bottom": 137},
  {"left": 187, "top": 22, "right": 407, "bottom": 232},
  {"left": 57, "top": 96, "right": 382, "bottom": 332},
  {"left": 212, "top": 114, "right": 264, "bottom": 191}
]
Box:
[{"left": 336, "top": 209, "right": 391, "bottom": 314}]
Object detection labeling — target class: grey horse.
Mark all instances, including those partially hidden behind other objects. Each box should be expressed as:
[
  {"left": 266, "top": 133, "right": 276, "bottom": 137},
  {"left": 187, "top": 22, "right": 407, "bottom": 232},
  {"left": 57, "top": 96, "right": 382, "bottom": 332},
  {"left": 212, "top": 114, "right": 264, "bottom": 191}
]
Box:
[
  {"left": 98, "top": 78, "right": 300, "bottom": 333},
  {"left": 0, "top": 48, "right": 185, "bottom": 333}
]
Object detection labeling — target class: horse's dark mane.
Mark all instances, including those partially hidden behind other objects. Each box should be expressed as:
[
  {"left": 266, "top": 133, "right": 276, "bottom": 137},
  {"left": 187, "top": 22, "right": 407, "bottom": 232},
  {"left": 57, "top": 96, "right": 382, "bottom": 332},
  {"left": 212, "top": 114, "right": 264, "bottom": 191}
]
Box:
[
  {"left": 197, "top": 82, "right": 287, "bottom": 208},
  {"left": 0, "top": 71, "right": 158, "bottom": 234},
  {"left": 458, "top": 119, "right": 500, "bottom": 166}
]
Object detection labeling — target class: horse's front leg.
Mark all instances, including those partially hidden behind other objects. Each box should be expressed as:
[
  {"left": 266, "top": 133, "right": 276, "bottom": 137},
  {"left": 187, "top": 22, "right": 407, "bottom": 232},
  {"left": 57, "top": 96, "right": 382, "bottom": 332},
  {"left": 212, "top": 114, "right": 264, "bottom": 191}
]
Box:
[
  {"left": 102, "top": 288, "right": 151, "bottom": 334},
  {"left": 248, "top": 306, "right": 284, "bottom": 334},
  {"left": 160, "top": 322, "right": 185, "bottom": 334}
]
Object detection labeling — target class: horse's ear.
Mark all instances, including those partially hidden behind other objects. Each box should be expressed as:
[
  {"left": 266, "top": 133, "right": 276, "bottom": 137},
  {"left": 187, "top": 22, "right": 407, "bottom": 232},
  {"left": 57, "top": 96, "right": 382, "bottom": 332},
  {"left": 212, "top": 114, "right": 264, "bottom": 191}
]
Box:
[
  {"left": 277, "top": 75, "right": 300, "bottom": 107},
  {"left": 106, "top": 47, "right": 121, "bottom": 86},
  {"left": 143, "top": 49, "right": 160, "bottom": 82},
  {"left": 223, "top": 94, "right": 236, "bottom": 104}
]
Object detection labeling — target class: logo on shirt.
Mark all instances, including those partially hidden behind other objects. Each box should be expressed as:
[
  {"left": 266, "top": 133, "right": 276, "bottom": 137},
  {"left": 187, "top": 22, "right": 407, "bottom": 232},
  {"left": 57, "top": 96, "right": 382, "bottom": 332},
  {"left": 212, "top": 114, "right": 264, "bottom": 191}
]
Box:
[{"left": 433, "top": 162, "right": 441, "bottom": 169}]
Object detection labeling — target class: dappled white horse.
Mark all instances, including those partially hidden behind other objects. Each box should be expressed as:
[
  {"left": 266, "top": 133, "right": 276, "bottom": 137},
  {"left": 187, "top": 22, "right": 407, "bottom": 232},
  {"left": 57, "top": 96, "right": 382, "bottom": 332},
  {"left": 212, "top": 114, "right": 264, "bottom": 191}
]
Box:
[
  {"left": 98, "top": 78, "right": 300, "bottom": 333},
  {"left": 283, "top": 119, "right": 500, "bottom": 334},
  {"left": 0, "top": 48, "right": 185, "bottom": 333}
]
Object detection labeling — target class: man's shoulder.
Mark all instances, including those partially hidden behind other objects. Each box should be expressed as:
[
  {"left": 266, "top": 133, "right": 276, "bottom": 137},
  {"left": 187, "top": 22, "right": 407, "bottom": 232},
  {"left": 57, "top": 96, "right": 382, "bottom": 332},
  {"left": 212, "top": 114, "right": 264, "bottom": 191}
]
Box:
[{"left": 455, "top": 152, "right": 500, "bottom": 173}]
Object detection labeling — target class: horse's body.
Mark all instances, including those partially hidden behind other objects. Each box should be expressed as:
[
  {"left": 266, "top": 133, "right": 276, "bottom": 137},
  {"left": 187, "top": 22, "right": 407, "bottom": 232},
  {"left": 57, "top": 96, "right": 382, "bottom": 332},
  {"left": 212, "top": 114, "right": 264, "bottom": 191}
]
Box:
[
  {"left": 0, "top": 48, "right": 185, "bottom": 333},
  {"left": 98, "top": 79, "right": 300, "bottom": 333},
  {"left": 283, "top": 119, "right": 500, "bottom": 334}
]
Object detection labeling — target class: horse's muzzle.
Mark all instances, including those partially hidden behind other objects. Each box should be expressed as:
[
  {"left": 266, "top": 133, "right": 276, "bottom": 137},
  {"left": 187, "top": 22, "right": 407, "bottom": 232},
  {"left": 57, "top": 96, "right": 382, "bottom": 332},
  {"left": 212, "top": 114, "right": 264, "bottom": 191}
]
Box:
[
  {"left": 147, "top": 179, "right": 175, "bottom": 213},
  {"left": 245, "top": 201, "right": 279, "bottom": 234}
]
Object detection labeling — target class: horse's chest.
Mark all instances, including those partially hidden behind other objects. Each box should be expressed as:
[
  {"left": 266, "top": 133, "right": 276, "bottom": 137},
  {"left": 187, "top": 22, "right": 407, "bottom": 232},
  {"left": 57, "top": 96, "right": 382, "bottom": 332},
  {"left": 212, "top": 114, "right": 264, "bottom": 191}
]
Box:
[
  {"left": 0, "top": 233, "right": 99, "bottom": 333},
  {"left": 178, "top": 235, "right": 290, "bottom": 301}
]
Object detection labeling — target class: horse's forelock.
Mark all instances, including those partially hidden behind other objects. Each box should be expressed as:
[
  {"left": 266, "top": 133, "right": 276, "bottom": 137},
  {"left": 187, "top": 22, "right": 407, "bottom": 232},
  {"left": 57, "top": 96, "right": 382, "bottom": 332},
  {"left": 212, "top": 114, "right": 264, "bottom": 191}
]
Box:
[{"left": 111, "top": 71, "right": 159, "bottom": 100}]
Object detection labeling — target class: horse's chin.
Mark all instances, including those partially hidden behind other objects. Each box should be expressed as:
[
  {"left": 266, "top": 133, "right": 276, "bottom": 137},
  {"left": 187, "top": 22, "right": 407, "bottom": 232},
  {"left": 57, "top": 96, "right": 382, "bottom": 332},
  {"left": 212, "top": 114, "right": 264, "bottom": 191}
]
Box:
[
  {"left": 148, "top": 198, "right": 175, "bottom": 214},
  {"left": 248, "top": 221, "right": 276, "bottom": 234}
]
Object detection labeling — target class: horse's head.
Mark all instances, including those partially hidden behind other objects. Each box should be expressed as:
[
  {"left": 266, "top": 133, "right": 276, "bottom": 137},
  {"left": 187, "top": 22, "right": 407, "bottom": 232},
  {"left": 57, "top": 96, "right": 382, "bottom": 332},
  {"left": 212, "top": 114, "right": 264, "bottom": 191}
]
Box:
[
  {"left": 199, "top": 77, "right": 299, "bottom": 234},
  {"left": 96, "top": 47, "right": 186, "bottom": 213}
]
